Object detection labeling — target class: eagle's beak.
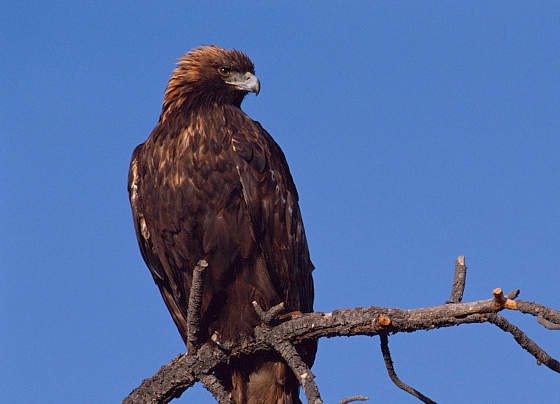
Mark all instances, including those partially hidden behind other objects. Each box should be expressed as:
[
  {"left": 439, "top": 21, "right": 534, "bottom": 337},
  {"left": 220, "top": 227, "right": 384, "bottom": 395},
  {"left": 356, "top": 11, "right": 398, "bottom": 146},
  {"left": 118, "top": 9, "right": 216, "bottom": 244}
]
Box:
[
  {"left": 227, "top": 72, "right": 260, "bottom": 96},
  {"left": 242, "top": 73, "right": 260, "bottom": 95}
]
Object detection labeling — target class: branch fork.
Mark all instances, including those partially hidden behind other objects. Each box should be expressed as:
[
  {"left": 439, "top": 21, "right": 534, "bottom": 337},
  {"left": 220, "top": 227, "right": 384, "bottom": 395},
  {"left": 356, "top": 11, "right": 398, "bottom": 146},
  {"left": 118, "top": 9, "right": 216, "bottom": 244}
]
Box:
[{"left": 252, "top": 301, "right": 323, "bottom": 404}]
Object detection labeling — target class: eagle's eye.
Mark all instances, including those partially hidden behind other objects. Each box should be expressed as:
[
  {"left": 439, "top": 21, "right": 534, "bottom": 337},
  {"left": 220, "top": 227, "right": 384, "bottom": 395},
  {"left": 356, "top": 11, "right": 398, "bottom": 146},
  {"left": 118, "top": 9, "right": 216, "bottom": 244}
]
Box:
[{"left": 219, "top": 66, "right": 233, "bottom": 77}]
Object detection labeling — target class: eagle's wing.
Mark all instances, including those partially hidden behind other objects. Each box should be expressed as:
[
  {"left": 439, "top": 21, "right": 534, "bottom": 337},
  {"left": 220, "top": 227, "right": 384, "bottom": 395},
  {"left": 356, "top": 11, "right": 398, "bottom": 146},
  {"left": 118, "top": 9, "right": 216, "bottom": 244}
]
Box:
[
  {"left": 128, "top": 143, "right": 190, "bottom": 342},
  {"left": 232, "top": 118, "right": 314, "bottom": 314},
  {"left": 230, "top": 116, "right": 317, "bottom": 375}
]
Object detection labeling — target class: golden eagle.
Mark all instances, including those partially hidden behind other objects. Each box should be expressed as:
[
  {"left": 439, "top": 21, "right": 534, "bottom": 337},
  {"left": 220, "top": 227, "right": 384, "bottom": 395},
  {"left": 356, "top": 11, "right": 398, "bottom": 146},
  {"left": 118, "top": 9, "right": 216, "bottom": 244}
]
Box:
[{"left": 128, "top": 45, "right": 315, "bottom": 404}]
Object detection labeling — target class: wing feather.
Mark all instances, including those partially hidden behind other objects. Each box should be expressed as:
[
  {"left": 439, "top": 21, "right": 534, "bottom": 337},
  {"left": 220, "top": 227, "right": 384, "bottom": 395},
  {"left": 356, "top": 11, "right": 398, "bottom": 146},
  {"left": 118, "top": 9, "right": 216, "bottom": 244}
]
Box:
[{"left": 231, "top": 115, "right": 314, "bottom": 313}]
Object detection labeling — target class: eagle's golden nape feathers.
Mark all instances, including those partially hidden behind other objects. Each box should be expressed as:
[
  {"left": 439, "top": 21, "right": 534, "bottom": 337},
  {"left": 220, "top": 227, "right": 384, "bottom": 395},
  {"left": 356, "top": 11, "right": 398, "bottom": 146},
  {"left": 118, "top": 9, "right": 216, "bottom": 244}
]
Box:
[{"left": 128, "top": 45, "right": 315, "bottom": 404}]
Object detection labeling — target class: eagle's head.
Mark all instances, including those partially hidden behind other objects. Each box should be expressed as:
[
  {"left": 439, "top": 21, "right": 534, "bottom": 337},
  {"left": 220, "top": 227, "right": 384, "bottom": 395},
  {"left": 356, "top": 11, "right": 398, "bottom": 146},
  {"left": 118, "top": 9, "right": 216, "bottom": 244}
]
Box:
[{"left": 163, "top": 45, "right": 260, "bottom": 114}]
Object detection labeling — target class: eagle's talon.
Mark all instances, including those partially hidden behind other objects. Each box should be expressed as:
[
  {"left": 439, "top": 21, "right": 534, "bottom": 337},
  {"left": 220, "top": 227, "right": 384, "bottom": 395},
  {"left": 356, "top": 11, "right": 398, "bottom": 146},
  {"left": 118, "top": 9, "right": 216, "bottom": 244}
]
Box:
[
  {"left": 279, "top": 310, "right": 304, "bottom": 320},
  {"left": 211, "top": 331, "right": 231, "bottom": 352}
]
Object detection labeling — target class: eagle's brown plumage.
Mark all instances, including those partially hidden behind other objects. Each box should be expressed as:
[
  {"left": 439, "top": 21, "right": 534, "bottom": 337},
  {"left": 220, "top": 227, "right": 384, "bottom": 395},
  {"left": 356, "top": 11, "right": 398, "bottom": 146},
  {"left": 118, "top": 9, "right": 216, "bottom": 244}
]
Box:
[{"left": 128, "top": 45, "right": 315, "bottom": 404}]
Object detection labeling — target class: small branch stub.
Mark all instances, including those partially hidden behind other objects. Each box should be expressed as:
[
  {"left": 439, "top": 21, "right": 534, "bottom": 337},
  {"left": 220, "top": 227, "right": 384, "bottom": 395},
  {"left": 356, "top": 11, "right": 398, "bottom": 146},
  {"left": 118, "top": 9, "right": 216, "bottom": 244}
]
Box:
[
  {"left": 376, "top": 314, "right": 392, "bottom": 328},
  {"left": 448, "top": 255, "right": 467, "bottom": 303},
  {"left": 493, "top": 288, "right": 506, "bottom": 304},
  {"left": 493, "top": 288, "right": 517, "bottom": 310},
  {"left": 505, "top": 289, "right": 520, "bottom": 300},
  {"left": 252, "top": 301, "right": 285, "bottom": 326}
]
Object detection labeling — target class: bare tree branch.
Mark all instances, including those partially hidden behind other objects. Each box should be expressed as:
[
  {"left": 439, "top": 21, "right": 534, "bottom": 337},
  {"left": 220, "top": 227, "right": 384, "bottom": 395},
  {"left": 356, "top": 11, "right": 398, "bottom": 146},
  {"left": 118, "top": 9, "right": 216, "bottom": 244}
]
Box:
[
  {"left": 200, "top": 374, "right": 234, "bottom": 404},
  {"left": 515, "top": 300, "right": 560, "bottom": 327},
  {"left": 187, "top": 260, "right": 208, "bottom": 353},
  {"left": 252, "top": 301, "right": 286, "bottom": 325},
  {"left": 484, "top": 313, "right": 560, "bottom": 372},
  {"left": 448, "top": 255, "right": 467, "bottom": 303},
  {"left": 505, "top": 289, "right": 520, "bottom": 300},
  {"left": 336, "top": 396, "right": 369, "bottom": 404},
  {"left": 537, "top": 317, "right": 560, "bottom": 330},
  {"left": 379, "top": 333, "right": 436, "bottom": 404},
  {"left": 252, "top": 301, "right": 322, "bottom": 404},
  {"left": 276, "top": 340, "right": 322, "bottom": 404},
  {"left": 123, "top": 292, "right": 560, "bottom": 404},
  {"left": 123, "top": 256, "right": 560, "bottom": 404}
]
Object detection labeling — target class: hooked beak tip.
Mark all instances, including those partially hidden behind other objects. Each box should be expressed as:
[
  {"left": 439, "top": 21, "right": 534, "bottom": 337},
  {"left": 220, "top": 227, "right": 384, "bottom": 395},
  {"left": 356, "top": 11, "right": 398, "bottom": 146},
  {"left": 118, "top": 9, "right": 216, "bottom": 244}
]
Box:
[{"left": 243, "top": 73, "right": 260, "bottom": 95}]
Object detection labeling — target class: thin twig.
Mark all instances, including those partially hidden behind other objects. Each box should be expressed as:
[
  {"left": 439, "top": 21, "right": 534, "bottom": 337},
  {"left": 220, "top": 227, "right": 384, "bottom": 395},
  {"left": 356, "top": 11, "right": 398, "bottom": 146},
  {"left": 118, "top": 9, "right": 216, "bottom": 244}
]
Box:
[
  {"left": 537, "top": 317, "right": 560, "bottom": 330},
  {"left": 379, "top": 333, "right": 437, "bottom": 404},
  {"left": 485, "top": 314, "right": 560, "bottom": 373},
  {"left": 337, "top": 396, "right": 369, "bottom": 404},
  {"left": 252, "top": 301, "right": 285, "bottom": 326},
  {"left": 505, "top": 289, "right": 520, "bottom": 300},
  {"left": 448, "top": 255, "right": 467, "bottom": 303},
  {"left": 187, "top": 260, "right": 208, "bottom": 353}
]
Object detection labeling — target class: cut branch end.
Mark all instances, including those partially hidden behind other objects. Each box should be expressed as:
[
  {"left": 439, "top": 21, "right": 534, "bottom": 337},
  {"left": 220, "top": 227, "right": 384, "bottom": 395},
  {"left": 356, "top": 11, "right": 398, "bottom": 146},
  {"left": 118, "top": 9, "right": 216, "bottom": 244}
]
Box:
[
  {"left": 377, "top": 315, "right": 392, "bottom": 328},
  {"left": 493, "top": 288, "right": 517, "bottom": 310}
]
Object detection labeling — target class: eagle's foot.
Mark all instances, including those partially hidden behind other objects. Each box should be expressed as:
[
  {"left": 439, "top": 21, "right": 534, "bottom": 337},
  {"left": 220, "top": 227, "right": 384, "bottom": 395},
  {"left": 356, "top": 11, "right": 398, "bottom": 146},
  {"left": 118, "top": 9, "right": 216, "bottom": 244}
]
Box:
[
  {"left": 279, "top": 310, "right": 303, "bottom": 320},
  {"left": 211, "top": 331, "right": 231, "bottom": 353}
]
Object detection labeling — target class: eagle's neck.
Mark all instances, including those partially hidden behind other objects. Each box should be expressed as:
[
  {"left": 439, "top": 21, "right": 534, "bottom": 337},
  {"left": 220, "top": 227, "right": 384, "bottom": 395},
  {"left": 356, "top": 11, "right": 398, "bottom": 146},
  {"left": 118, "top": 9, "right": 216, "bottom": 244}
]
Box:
[
  {"left": 153, "top": 100, "right": 249, "bottom": 151},
  {"left": 161, "top": 78, "right": 245, "bottom": 123}
]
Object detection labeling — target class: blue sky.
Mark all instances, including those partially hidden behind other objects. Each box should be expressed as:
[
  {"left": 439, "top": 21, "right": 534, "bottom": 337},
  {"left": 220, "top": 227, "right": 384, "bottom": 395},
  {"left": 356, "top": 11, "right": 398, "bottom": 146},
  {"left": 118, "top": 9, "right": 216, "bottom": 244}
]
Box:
[{"left": 2, "top": 2, "right": 559, "bottom": 403}]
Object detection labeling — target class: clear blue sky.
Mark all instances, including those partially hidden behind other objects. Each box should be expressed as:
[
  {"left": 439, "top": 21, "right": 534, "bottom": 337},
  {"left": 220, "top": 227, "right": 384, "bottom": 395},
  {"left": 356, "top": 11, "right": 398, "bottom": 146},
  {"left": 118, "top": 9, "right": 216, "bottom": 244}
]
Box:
[{"left": 2, "top": 2, "right": 559, "bottom": 403}]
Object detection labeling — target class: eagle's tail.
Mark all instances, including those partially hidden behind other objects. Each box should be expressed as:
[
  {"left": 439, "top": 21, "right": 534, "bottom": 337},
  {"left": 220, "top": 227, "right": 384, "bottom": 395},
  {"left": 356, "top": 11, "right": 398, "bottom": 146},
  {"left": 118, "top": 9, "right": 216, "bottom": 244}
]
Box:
[{"left": 228, "top": 358, "right": 301, "bottom": 404}]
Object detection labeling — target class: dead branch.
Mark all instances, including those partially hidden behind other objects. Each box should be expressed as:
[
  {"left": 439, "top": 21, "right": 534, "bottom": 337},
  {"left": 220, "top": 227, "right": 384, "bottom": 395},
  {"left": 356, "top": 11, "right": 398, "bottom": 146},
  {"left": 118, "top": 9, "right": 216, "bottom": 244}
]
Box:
[
  {"left": 123, "top": 256, "right": 560, "bottom": 404},
  {"left": 515, "top": 300, "right": 560, "bottom": 327},
  {"left": 200, "top": 374, "right": 234, "bottom": 404},
  {"left": 484, "top": 313, "right": 560, "bottom": 372},
  {"left": 505, "top": 289, "right": 520, "bottom": 300},
  {"left": 537, "top": 317, "right": 560, "bottom": 330},
  {"left": 448, "top": 255, "right": 467, "bottom": 303},
  {"left": 379, "top": 333, "right": 436, "bottom": 403},
  {"left": 276, "top": 339, "right": 321, "bottom": 404},
  {"left": 336, "top": 396, "right": 369, "bottom": 404},
  {"left": 253, "top": 302, "right": 322, "bottom": 404},
  {"left": 252, "top": 301, "right": 286, "bottom": 326},
  {"left": 187, "top": 260, "right": 208, "bottom": 353}
]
